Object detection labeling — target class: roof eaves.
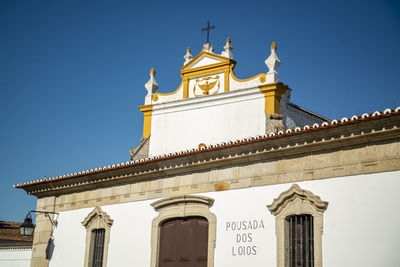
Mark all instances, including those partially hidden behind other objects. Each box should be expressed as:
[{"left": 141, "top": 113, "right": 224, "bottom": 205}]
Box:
[{"left": 14, "top": 107, "right": 400, "bottom": 189}]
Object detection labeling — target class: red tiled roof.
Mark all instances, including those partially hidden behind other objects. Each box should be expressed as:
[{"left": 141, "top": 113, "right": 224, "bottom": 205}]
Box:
[
  {"left": 0, "top": 221, "right": 33, "bottom": 243},
  {"left": 14, "top": 107, "right": 400, "bottom": 189}
]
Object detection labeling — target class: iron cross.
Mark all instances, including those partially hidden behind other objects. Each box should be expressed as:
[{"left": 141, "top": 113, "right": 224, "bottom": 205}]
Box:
[{"left": 202, "top": 21, "right": 215, "bottom": 44}]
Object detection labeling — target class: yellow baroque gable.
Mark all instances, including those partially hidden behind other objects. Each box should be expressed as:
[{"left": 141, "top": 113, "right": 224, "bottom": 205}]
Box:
[
  {"left": 180, "top": 51, "right": 236, "bottom": 75},
  {"left": 149, "top": 48, "right": 279, "bottom": 106}
]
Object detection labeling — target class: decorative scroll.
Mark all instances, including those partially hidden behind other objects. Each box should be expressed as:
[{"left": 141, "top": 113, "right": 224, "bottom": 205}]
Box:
[{"left": 193, "top": 75, "right": 220, "bottom": 97}]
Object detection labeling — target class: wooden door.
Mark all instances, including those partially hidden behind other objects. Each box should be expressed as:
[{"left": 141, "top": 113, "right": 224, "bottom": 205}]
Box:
[{"left": 159, "top": 216, "right": 208, "bottom": 267}]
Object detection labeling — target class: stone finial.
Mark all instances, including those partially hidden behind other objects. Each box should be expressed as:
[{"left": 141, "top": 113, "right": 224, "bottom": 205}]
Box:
[
  {"left": 265, "top": 41, "right": 281, "bottom": 83},
  {"left": 221, "top": 37, "right": 233, "bottom": 59},
  {"left": 271, "top": 41, "right": 277, "bottom": 50},
  {"left": 202, "top": 42, "right": 214, "bottom": 53},
  {"left": 145, "top": 68, "right": 158, "bottom": 96},
  {"left": 183, "top": 47, "right": 193, "bottom": 66}
]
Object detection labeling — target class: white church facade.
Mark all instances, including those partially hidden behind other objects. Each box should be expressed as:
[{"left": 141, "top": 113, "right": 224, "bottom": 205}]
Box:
[{"left": 15, "top": 39, "right": 400, "bottom": 267}]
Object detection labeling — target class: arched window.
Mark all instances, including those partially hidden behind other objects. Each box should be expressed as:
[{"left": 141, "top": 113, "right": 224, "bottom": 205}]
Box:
[
  {"left": 267, "top": 184, "right": 328, "bottom": 267},
  {"left": 150, "top": 195, "right": 216, "bottom": 267},
  {"left": 82, "top": 207, "right": 113, "bottom": 267},
  {"left": 159, "top": 216, "right": 208, "bottom": 267}
]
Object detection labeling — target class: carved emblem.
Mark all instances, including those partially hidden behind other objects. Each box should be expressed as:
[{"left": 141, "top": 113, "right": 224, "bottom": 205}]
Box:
[
  {"left": 259, "top": 74, "right": 266, "bottom": 83},
  {"left": 193, "top": 75, "right": 220, "bottom": 96}
]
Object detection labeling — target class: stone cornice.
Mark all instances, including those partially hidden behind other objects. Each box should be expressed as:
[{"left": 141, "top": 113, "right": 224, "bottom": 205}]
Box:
[{"left": 15, "top": 110, "right": 400, "bottom": 197}]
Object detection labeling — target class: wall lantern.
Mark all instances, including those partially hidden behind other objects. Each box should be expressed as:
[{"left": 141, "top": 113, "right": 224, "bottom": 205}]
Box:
[{"left": 20, "top": 210, "right": 59, "bottom": 237}]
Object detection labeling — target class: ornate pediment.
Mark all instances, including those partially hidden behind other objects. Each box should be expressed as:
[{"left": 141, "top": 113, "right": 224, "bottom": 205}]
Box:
[
  {"left": 267, "top": 184, "right": 328, "bottom": 216},
  {"left": 81, "top": 206, "right": 113, "bottom": 229},
  {"left": 180, "top": 51, "right": 235, "bottom": 75},
  {"left": 151, "top": 195, "right": 214, "bottom": 212},
  {"left": 186, "top": 55, "right": 221, "bottom": 69}
]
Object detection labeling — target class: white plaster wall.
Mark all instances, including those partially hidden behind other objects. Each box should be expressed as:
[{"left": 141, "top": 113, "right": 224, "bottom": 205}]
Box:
[
  {"left": 281, "top": 102, "right": 326, "bottom": 129},
  {"left": 0, "top": 248, "right": 31, "bottom": 267},
  {"left": 153, "top": 84, "right": 184, "bottom": 104},
  {"left": 149, "top": 88, "right": 266, "bottom": 156},
  {"left": 50, "top": 199, "right": 156, "bottom": 267},
  {"left": 229, "top": 74, "right": 264, "bottom": 92},
  {"left": 202, "top": 171, "right": 400, "bottom": 267},
  {"left": 190, "top": 56, "right": 220, "bottom": 69},
  {"left": 49, "top": 171, "right": 400, "bottom": 267}
]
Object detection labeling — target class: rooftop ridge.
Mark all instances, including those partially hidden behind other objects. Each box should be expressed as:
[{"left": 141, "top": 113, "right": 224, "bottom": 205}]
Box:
[{"left": 14, "top": 106, "right": 400, "bottom": 188}]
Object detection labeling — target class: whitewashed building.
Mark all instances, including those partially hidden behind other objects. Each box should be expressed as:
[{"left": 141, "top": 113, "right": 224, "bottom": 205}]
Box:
[
  {"left": 0, "top": 221, "right": 32, "bottom": 267},
  {"left": 15, "top": 39, "right": 400, "bottom": 267}
]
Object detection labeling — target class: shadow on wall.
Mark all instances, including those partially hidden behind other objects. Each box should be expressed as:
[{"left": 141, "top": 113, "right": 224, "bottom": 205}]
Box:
[{"left": 46, "top": 238, "right": 55, "bottom": 260}]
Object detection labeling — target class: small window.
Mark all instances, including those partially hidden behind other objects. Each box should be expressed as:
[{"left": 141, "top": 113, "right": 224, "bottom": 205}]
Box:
[
  {"left": 90, "top": 229, "right": 105, "bottom": 267},
  {"left": 286, "top": 215, "right": 314, "bottom": 267},
  {"left": 267, "top": 184, "right": 328, "bottom": 267},
  {"left": 82, "top": 207, "right": 113, "bottom": 267}
]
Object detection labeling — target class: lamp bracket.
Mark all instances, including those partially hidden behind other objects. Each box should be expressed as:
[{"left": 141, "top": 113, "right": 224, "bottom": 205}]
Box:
[{"left": 26, "top": 210, "right": 59, "bottom": 227}]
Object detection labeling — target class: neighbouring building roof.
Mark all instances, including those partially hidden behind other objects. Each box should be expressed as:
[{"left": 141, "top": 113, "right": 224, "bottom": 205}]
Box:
[{"left": 0, "top": 221, "right": 33, "bottom": 247}]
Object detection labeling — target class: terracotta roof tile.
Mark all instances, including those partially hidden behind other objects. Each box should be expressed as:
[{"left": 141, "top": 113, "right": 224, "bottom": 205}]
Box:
[
  {"left": 14, "top": 106, "right": 400, "bottom": 189},
  {"left": 0, "top": 221, "right": 33, "bottom": 243}
]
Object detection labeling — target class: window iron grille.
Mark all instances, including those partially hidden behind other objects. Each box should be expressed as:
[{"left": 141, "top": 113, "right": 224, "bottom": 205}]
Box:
[
  {"left": 287, "top": 214, "right": 314, "bottom": 267},
  {"left": 91, "top": 229, "right": 105, "bottom": 267}
]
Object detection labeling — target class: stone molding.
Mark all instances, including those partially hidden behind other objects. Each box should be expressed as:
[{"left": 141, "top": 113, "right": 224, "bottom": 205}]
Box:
[
  {"left": 81, "top": 207, "right": 113, "bottom": 267},
  {"left": 151, "top": 195, "right": 214, "bottom": 211},
  {"left": 18, "top": 114, "right": 400, "bottom": 197},
  {"left": 267, "top": 184, "right": 329, "bottom": 216},
  {"left": 81, "top": 206, "right": 113, "bottom": 229},
  {"left": 150, "top": 195, "right": 216, "bottom": 267},
  {"left": 24, "top": 115, "right": 400, "bottom": 267},
  {"left": 32, "top": 139, "right": 399, "bottom": 213},
  {"left": 268, "top": 184, "right": 328, "bottom": 267}
]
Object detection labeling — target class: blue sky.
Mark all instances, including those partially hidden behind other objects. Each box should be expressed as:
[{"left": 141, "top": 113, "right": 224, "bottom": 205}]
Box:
[{"left": 1, "top": 0, "right": 399, "bottom": 222}]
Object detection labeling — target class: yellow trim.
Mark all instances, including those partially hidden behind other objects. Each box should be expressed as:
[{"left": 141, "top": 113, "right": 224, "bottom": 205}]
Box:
[
  {"left": 180, "top": 51, "right": 234, "bottom": 71},
  {"left": 138, "top": 104, "right": 153, "bottom": 138},
  {"left": 150, "top": 51, "right": 279, "bottom": 103},
  {"left": 198, "top": 143, "right": 206, "bottom": 149},
  {"left": 224, "top": 70, "right": 230, "bottom": 92},
  {"left": 180, "top": 52, "right": 236, "bottom": 89},
  {"left": 181, "top": 62, "right": 232, "bottom": 76},
  {"left": 259, "top": 74, "right": 266, "bottom": 83},
  {"left": 182, "top": 65, "right": 232, "bottom": 81},
  {"left": 258, "top": 83, "right": 289, "bottom": 114},
  {"left": 149, "top": 51, "right": 237, "bottom": 101},
  {"left": 183, "top": 78, "right": 189, "bottom": 98},
  {"left": 193, "top": 76, "right": 220, "bottom": 96},
  {"left": 152, "top": 80, "right": 183, "bottom": 102}
]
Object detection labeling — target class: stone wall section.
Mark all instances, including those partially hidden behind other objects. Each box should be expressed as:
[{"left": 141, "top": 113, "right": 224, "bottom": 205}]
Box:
[
  {"left": 33, "top": 140, "right": 399, "bottom": 214},
  {"left": 29, "top": 123, "right": 400, "bottom": 267},
  {"left": 30, "top": 196, "right": 56, "bottom": 267}
]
